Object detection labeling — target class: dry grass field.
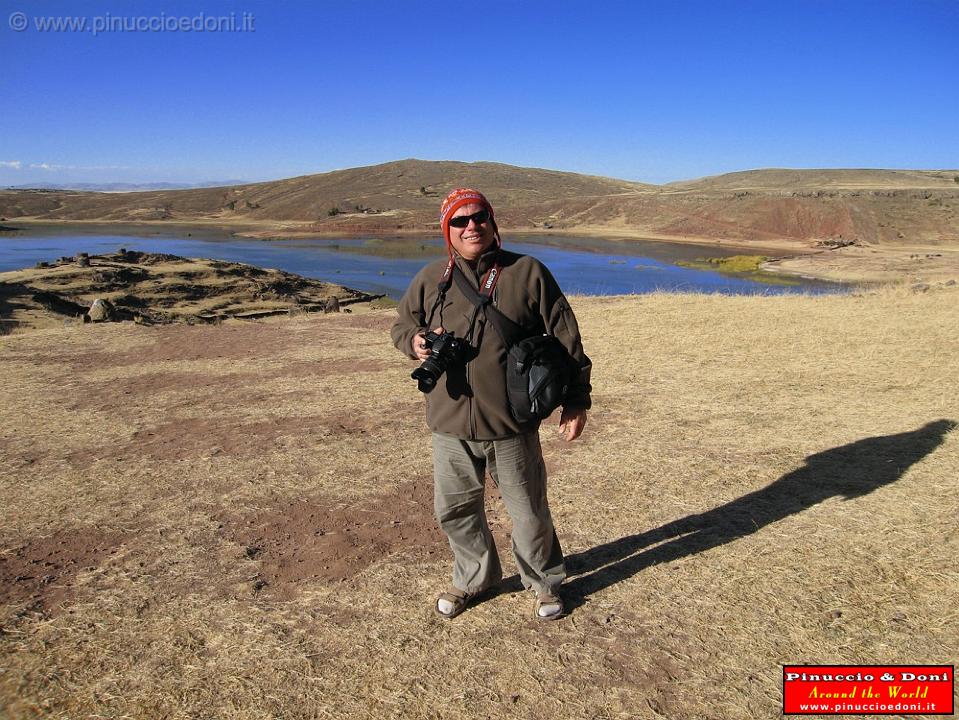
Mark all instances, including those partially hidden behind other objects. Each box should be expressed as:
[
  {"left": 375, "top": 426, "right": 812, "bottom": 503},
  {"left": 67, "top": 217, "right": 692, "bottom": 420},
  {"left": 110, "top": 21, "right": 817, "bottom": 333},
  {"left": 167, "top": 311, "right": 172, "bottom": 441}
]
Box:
[{"left": 1, "top": 286, "right": 957, "bottom": 719}]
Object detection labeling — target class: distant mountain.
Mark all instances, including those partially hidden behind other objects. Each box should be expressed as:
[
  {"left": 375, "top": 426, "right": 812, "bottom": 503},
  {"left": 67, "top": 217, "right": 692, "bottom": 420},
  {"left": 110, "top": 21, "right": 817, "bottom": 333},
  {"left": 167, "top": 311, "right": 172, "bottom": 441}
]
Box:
[
  {"left": 0, "top": 160, "right": 956, "bottom": 247},
  {"left": 6, "top": 180, "right": 248, "bottom": 192}
]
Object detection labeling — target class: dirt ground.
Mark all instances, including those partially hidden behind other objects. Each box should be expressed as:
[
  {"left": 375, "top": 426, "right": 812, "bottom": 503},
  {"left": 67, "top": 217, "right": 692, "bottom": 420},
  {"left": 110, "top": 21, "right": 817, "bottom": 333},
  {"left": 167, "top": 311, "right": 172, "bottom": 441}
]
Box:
[
  {"left": 1, "top": 288, "right": 957, "bottom": 719},
  {"left": 762, "top": 243, "right": 959, "bottom": 285}
]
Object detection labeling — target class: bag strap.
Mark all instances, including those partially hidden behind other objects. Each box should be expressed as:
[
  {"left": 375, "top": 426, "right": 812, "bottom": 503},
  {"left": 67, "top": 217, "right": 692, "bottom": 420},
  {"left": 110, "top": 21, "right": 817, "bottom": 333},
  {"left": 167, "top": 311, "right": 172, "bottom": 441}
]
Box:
[{"left": 450, "top": 263, "right": 527, "bottom": 348}]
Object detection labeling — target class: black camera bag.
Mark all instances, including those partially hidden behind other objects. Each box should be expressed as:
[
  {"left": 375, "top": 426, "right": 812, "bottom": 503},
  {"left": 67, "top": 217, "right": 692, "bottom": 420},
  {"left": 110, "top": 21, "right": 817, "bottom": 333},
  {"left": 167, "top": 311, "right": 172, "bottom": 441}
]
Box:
[
  {"left": 505, "top": 334, "right": 574, "bottom": 422},
  {"left": 452, "top": 265, "right": 574, "bottom": 422}
]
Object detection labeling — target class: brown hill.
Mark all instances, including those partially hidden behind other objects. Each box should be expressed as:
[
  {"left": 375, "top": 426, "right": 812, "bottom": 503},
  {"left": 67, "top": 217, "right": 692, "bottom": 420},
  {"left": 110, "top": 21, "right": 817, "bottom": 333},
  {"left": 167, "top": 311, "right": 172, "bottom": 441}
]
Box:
[
  {"left": 0, "top": 159, "right": 650, "bottom": 229},
  {"left": 1, "top": 161, "right": 957, "bottom": 249},
  {"left": 664, "top": 168, "right": 959, "bottom": 192}
]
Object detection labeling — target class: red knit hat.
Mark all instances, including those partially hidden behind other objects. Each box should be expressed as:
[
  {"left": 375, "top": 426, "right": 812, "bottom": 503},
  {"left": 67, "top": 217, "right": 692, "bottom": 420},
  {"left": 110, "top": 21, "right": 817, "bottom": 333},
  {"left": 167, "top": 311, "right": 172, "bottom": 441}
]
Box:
[{"left": 439, "top": 188, "right": 501, "bottom": 255}]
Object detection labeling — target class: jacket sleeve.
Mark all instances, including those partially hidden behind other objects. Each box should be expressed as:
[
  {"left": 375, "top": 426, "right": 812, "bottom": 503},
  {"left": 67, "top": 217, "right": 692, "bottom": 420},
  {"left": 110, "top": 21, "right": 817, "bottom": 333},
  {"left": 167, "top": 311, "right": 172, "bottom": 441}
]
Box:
[
  {"left": 535, "top": 263, "right": 593, "bottom": 410},
  {"left": 391, "top": 269, "right": 430, "bottom": 360}
]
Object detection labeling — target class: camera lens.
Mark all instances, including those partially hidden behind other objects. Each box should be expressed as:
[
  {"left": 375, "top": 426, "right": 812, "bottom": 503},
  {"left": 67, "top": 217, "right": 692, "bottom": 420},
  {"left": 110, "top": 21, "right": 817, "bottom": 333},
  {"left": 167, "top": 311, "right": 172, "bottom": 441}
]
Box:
[
  {"left": 411, "top": 332, "right": 462, "bottom": 394},
  {"left": 412, "top": 366, "right": 439, "bottom": 393}
]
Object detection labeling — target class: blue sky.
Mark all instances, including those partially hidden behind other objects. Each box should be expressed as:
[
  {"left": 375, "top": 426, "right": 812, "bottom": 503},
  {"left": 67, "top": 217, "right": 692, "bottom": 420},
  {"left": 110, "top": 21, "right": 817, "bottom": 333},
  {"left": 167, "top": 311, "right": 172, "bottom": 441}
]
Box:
[{"left": 1, "top": 0, "right": 957, "bottom": 186}]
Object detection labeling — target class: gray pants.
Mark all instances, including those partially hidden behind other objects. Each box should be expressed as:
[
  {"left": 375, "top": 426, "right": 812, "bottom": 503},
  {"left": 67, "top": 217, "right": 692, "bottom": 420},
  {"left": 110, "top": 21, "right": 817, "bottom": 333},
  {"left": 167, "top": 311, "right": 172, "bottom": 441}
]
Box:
[{"left": 431, "top": 431, "right": 566, "bottom": 596}]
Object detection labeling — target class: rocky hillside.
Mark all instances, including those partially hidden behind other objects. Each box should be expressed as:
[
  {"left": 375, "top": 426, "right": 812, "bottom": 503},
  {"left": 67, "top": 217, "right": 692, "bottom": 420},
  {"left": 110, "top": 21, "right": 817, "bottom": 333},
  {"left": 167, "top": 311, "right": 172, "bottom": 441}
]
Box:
[{"left": 0, "top": 250, "right": 383, "bottom": 332}]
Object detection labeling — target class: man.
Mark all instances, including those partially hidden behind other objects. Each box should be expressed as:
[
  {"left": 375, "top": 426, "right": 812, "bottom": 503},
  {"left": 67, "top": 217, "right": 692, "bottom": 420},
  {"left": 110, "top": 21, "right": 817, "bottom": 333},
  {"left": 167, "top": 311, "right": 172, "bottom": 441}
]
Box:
[{"left": 391, "top": 188, "right": 591, "bottom": 621}]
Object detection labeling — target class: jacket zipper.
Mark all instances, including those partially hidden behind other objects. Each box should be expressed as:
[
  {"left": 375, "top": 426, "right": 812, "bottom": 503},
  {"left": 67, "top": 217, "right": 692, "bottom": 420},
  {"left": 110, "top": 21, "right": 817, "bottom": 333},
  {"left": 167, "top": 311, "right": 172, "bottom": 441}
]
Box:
[
  {"left": 467, "top": 356, "right": 475, "bottom": 439},
  {"left": 461, "top": 254, "right": 495, "bottom": 440},
  {"left": 467, "top": 261, "right": 477, "bottom": 439}
]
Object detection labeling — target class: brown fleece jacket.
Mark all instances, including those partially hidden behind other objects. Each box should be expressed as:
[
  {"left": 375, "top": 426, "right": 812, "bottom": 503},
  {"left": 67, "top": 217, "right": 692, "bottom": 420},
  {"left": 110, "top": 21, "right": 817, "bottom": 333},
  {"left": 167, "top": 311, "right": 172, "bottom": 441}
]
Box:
[{"left": 391, "top": 248, "right": 592, "bottom": 440}]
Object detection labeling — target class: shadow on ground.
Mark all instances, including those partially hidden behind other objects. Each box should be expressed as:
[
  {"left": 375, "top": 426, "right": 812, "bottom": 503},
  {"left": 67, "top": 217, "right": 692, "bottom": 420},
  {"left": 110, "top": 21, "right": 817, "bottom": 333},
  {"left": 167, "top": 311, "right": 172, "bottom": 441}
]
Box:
[
  {"left": 502, "top": 419, "right": 956, "bottom": 609},
  {"left": 0, "top": 281, "right": 32, "bottom": 334}
]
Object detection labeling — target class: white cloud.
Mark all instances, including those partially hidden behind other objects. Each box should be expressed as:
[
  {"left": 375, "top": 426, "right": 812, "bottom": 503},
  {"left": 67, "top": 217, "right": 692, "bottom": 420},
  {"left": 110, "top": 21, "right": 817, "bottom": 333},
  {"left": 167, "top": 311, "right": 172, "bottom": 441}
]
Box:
[
  {"left": 0, "top": 160, "right": 22, "bottom": 169},
  {"left": 26, "top": 162, "right": 129, "bottom": 172}
]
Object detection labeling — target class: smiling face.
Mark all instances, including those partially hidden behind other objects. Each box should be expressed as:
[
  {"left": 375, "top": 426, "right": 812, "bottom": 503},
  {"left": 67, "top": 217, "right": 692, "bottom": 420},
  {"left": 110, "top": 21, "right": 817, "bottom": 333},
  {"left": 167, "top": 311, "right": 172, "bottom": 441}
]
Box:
[{"left": 448, "top": 202, "right": 496, "bottom": 262}]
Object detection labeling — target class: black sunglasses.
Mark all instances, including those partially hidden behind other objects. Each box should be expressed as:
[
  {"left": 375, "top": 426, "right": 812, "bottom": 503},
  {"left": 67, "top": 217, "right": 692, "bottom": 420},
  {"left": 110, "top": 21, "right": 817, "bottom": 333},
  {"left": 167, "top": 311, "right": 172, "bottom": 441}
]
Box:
[{"left": 448, "top": 209, "right": 490, "bottom": 228}]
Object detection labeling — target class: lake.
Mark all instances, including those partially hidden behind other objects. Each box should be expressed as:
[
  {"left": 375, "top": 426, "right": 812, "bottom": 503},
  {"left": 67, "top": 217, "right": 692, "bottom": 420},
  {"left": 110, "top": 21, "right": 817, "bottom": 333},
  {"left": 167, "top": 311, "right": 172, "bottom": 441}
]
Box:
[{"left": 0, "top": 226, "right": 847, "bottom": 298}]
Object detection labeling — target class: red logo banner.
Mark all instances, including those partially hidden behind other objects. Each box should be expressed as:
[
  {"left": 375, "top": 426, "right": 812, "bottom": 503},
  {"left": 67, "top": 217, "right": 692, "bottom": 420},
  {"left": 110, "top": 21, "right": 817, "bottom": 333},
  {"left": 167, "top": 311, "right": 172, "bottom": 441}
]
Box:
[{"left": 783, "top": 665, "right": 954, "bottom": 715}]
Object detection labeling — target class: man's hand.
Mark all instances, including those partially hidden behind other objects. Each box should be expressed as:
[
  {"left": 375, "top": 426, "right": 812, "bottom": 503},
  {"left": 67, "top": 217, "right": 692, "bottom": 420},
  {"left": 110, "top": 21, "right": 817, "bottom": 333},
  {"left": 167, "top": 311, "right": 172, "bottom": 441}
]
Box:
[
  {"left": 558, "top": 407, "right": 587, "bottom": 442},
  {"left": 412, "top": 326, "right": 444, "bottom": 362}
]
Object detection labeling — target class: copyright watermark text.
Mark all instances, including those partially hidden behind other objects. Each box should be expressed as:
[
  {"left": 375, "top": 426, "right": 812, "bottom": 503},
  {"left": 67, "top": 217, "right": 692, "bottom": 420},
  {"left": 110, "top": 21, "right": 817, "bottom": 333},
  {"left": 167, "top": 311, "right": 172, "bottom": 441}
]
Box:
[{"left": 8, "top": 11, "right": 255, "bottom": 35}]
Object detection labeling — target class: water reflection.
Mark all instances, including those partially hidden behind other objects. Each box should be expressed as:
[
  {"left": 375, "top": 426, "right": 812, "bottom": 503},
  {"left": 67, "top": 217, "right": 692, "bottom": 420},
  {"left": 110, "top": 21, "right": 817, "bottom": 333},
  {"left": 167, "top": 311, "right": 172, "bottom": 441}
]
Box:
[{"left": 0, "top": 226, "right": 847, "bottom": 299}]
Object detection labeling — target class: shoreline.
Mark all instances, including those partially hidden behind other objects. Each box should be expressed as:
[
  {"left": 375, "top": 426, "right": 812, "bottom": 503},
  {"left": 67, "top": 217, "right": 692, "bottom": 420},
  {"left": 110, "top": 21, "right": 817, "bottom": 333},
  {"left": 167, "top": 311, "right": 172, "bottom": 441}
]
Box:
[
  {"left": 3, "top": 218, "right": 956, "bottom": 286},
  {"left": 0, "top": 217, "right": 815, "bottom": 256}
]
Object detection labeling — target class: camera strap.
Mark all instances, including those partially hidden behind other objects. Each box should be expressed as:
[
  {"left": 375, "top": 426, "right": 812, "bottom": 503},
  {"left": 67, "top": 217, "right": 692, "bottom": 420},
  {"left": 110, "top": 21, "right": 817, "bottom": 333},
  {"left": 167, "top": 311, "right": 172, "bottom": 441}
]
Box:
[
  {"left": 450, "top": 262, "right": 526, "bottom": 349},
  {"left": 437, "top": 256, "right": 502, "bottom": 296},
  {"left": 424, "top": 257, "right": 455, "bottom": 330},
  {"left": 427, "top": 255, "right": 506, "bottom": 341}
]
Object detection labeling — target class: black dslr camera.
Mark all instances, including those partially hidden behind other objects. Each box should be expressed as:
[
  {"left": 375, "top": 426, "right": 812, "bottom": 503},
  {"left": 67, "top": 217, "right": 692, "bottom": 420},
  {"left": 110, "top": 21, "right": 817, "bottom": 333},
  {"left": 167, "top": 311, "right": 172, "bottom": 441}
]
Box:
[{"left": 412, "top": 330, "right": 466, "bottom": 393}]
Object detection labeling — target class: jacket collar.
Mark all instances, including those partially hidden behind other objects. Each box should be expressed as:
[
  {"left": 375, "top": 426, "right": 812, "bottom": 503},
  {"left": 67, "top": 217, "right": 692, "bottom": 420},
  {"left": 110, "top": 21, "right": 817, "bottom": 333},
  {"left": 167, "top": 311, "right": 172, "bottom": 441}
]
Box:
[{"left": 453, "top": 246, "right": 500, "bottom": 277}]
